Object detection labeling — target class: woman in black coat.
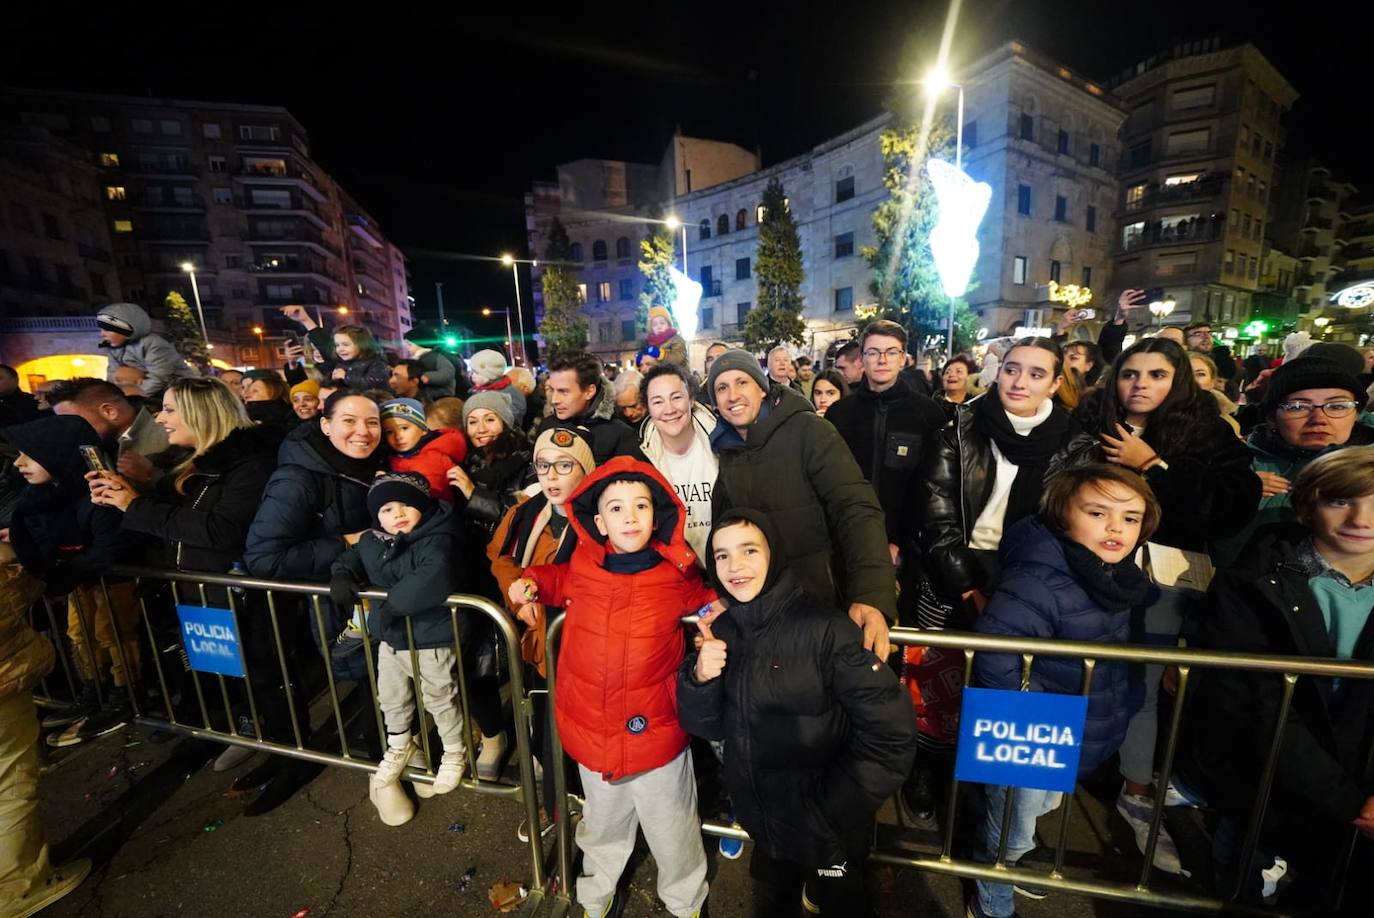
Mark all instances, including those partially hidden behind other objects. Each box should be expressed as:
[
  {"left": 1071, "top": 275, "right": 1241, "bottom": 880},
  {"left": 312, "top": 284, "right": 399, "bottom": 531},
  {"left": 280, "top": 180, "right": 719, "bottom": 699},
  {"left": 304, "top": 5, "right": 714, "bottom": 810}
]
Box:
[
  {"left": 446, "top": 392, "right": 533, "bottom": 548},
  {"left": 678, "top": 509, "right": 916, "bottom": 915},
  {"left": 1073, "top": 337, "right": 1261, "bottom": 869}
]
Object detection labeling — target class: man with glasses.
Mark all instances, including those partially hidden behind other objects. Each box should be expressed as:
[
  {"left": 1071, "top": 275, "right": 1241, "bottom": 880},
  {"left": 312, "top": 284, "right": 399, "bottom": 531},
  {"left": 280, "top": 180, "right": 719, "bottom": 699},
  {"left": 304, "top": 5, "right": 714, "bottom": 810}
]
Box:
[
  {"left": 1214, "top": 356, "right": 1374, "bottom": 567},
  {"left": 825, "top": 320, "right": 946, "bottom": 590},
  {"left": 1185, "top": 321, "right": 1237, "bottom": 387}
]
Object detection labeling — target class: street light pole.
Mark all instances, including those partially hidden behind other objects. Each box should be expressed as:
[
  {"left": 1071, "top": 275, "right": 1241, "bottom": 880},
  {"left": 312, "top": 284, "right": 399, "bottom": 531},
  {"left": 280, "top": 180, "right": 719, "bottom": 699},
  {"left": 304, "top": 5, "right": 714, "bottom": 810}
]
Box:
[
  {"left": 921, "top": 71, "right": 966, "bottom": 358},
  {"left": 665, "top": 215, "right": 687, "bottom": 273},
  {"left": 179, "top": 262, "right": 211, "bottom": 349},
  {"left": 435, "top": 281, "right": 447, "bottom": 328}
]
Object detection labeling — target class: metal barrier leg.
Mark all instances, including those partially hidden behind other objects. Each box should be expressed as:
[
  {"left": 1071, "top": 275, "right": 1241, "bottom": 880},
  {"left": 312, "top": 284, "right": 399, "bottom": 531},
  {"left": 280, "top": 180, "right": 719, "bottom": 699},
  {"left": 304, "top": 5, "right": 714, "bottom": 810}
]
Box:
[
  {"left": 266, "top": 591, "right": 306, "bottom": 750},
  {"left": 546, "top": 614, "right": 574, "bottom": 901},
  {"left": 67, "top": 586, "right": 106, "bottom": 709},
  {"left": 41, "top": 596, "right": 80, "bottom": 705},
  {"left": 136, "top": 586, "right": 177, "bottom": 724},
  {"left": 1137, "top": 665, "right": 1191, "bottom": 890},
  {"left": 98, "top": 577, "right": 142, "bottom": 716},
  {"left": 1230, "top": 673, "right": 1297, "bottom": 903},
  {"left": 357, "top": 607, "right": 386, "bottom": 756},
  {"left": 449, "top": 609, "right": 475, "bottom": 783},
  {"left": 1051, "top": 659, "right": 1097, "bottom": 880},
  {"left": 405, "top": 619, "right": 435, "bottom": 775},
  {"left": 495, "top": 607, "right": 546, "bottom": 894},
  {"left": 939, "top": 649, "right": 976, "bottom": 863},
  {"left": 226, "top": 589, "right": 265, "bottom": 744},
  {"left": 309, "top": 595, "right": 351, "bottom": 759},
  {"left": 170, "top": 582, "right": 212, "bottom": 729}
]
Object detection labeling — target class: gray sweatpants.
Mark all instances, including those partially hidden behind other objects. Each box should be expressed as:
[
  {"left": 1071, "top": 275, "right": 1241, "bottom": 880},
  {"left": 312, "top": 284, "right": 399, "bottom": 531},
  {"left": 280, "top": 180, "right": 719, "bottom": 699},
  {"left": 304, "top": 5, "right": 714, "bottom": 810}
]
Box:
[
  {"left": 576, "top": 747, "right": 708, "bottom": 917},
  {"left": 376, "top": 641, "right": 465, "bottom": 751}
]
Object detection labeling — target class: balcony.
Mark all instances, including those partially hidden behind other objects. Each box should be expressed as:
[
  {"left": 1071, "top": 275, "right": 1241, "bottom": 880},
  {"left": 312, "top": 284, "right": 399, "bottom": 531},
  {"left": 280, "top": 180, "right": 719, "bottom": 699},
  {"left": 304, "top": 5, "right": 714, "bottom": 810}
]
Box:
[
  {"left": 125, "top": 160, "right": 200, "bottom": 178},
  {"left": 347, "top": 213, "right": 384, "bottom": 249},
  {"left": 247, "top": 223, "right": 338, "bottom": 256},
  {"left": 1303, "top": 217, "right": 1334, "bottom": 231},
  {"left": 1306, "top": 180, "right": 1338, "bottom": 202},
  {"left": 1297, "top": 241, "right": 1330, "bottom": 259},
  {"left": 1118, "top": 216, "right": 1224, "bottom": 254},
  {"left": 233, "top": 167, "right": 327, "bottom": 203},
  {"left": 242, "top": 193, "right": 326, "bottom": 227},
  {"left": 134, "top": 192, "right": 206, "bottom": 213},
  {"left": 1123, "top": 174, "right": 1228, "bottom": 212}
]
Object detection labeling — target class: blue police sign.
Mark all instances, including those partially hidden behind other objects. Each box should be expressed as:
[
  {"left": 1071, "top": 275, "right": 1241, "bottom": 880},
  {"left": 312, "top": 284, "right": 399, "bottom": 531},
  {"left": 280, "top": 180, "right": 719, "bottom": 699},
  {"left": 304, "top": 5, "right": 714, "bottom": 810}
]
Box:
[
  {"left": 176, "top": 605, "right": 245, "bottom": 678},
  {"left": 953, "top": 688, "right": 1088, "bottom": 793}
]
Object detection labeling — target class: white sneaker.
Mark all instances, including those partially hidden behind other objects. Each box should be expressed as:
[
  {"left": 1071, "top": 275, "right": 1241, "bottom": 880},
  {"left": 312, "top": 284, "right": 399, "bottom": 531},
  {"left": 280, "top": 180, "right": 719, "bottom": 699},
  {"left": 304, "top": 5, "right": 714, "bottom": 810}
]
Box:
[
  {"left": 6, "top": 858, "right": 92, "bottom": 918},
  {"left": 370, "top": 776, "right": 414, "bottom": 826},
  {"left": 414, "top": 749, "right": 467, "bottom": 798},
  {"left": 212, "top": 745, "right": 255, "bottom": 773},
  {"left": 372, "top": 736, "right": 417, "bottom": 788},
  {"left": 1116, "top": 791, "right": 1185, "bottom": 874},
  {"left": 475, "top": 732, "right": 507, "bottom": 781}
]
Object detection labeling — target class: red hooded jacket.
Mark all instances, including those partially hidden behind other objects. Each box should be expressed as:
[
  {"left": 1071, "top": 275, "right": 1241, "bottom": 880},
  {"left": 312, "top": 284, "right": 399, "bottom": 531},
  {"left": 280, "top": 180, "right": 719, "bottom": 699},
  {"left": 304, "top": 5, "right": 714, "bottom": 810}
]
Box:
[
  {"left": 387, "top": 428, "right": 468, "bottom": 500},
  {"left": 525, "top": 456, "right": 715, "bottom": 780}
]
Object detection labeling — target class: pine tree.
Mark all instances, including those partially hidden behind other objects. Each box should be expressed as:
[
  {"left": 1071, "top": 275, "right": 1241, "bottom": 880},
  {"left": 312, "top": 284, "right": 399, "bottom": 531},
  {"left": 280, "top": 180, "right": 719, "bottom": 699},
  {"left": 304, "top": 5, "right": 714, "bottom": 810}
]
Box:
[
  {"left": 162, "top": 290, "right": 208, "bottom": 370},
  {"left": 538, "top": 218, "right": 589, "bottom": 359},
  {"left": 861, "top": 110, "right": 980, "bottom": 356},
  {"left": 638, "top": 205, "right": 676, "bottom": 337},
  {"left": 743, "top": 178, "right": 806, "bottom": 352}
]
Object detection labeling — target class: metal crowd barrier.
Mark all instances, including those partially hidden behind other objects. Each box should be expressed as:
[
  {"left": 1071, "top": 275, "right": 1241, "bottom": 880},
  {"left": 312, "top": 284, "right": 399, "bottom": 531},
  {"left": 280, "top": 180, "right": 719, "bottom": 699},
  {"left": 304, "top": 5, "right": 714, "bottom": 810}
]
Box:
[
  {"left": 541, "top": 615, "right": 1373, "bottom": 916},
  {"left": 31, "top": 566, "right": 548, "bottom": 913}
]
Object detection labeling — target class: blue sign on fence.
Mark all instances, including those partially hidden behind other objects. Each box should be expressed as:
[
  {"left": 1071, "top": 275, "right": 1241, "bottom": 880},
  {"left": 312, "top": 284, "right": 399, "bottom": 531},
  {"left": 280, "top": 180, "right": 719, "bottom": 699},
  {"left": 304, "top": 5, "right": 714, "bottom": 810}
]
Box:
[
  {"left": 176, "top": 604, "right": 245, "bottom": 678},
  {"left": 953, "top": 687, "right": 1088, "bottom": 793}
]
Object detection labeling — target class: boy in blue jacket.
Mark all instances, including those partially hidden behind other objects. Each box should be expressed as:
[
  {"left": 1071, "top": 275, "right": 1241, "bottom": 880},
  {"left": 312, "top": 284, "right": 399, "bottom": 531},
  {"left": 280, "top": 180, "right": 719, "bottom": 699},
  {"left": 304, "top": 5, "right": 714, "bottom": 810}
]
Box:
[{"left": 967, "top": 465, "right": 1159, "bottom": 918}]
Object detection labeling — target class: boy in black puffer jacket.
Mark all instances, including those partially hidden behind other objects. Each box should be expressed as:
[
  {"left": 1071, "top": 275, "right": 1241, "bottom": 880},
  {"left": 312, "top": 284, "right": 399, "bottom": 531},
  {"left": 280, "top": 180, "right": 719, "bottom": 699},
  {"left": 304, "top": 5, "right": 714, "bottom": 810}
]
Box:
[
  {"left": 677, "top": 508, "right": 917, "bottom": 917},
  {"left": 967, "top": 465, "right": 1159, "bottom": 918},
  {"left": 329, "top": 472, "right": 464, "bottom": 827}
]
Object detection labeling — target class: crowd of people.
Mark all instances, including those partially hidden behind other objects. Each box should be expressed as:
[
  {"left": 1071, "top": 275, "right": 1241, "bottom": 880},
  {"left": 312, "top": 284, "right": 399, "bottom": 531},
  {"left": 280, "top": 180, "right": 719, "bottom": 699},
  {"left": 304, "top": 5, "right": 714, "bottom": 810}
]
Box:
[{"left": 1, "top": 290, "right": 1373, "bottom": 917}]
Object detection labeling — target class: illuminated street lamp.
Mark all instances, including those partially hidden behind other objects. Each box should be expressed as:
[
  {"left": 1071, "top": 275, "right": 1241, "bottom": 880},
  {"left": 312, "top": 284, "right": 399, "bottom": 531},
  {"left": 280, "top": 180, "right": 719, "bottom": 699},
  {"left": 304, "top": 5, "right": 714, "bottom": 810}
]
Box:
[
  {"left": 499, "top": 253, "right": 530, "bottom": 366},
  {"left": 663, "top": 214, "right": 688, "bottom": 274},
  {"left": 922, "top": 68, "right": 965, "bottom": 170},
  {"left": 1148, "top": 294, "right": 1177, "bottom": 326},
  {"left": 178, "top": 261, "right": 211, "bottom": 348},
  {"left": 482, "top": 306, "right": 516, "bottom": 364},
  {"left": 337, "top": 305, "right": 350, "bottom": 316},
  {"left": 252, "top": 324, "right": 265, "bottom": 363},
  {"left": 922, "top": 68, "right": 977, "bottom": 356}
]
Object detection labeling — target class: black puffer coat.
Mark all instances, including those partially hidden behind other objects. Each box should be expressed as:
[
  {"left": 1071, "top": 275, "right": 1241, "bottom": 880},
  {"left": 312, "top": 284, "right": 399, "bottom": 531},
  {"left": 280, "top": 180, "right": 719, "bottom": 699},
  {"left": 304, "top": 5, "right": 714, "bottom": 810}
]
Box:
[
  {"left": 121, "top": 424, "right": 280, "bottom": 573},
  {"left": 536, "top": 377, "right": 642, "bottom": 464},
  {"left": 244, "top": 427, "right": 383, "bottom": 582},
  {"left": 677, "top": 568, "right": 917, "bottom": 866},
  {"left": 331, "top": 503, "right": 463, "bottom": 650},
  {"left": 918, "top": 397, "right": 1096, "bottom": 599}
]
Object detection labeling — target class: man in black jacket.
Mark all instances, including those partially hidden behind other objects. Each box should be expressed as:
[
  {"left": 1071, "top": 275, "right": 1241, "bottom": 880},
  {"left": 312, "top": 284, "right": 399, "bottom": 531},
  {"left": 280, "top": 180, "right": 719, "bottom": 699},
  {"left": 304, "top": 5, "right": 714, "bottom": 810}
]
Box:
[
  {"left": 539, "top": 352, "right": 642, "bottom": 463},
  {"left": 825, "top": 320, "right": 946, "bottom": 585}
]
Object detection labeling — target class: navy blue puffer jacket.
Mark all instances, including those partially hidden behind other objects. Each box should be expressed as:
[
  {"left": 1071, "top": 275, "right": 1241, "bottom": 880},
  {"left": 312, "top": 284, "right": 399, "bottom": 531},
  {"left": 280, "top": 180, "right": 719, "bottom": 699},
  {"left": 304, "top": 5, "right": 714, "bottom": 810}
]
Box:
[{"left": 973, "top": 516, "right": 1147, "bottom": 775}]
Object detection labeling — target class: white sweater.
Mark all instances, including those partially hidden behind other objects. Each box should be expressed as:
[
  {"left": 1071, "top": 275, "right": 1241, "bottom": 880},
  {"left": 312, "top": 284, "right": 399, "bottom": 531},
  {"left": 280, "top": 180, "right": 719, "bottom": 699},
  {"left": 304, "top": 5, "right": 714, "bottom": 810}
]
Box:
[{"left": 968, "top": 398, "right": 1054, "bottom": 551}]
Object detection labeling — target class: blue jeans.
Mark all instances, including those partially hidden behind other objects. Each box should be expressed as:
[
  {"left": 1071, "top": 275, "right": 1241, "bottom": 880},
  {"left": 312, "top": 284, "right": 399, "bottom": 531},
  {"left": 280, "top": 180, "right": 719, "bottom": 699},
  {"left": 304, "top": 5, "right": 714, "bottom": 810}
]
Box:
[{"left": 973, "top": 784, "right": 1063, "bottom": 917}]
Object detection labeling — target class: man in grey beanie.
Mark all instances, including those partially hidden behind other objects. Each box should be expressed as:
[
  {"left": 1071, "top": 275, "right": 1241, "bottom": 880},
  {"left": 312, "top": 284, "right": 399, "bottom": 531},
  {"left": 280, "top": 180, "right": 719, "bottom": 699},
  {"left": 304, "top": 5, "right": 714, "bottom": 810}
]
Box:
[{"left": 705, "top": 349, "right": 896, "bottom": 658}]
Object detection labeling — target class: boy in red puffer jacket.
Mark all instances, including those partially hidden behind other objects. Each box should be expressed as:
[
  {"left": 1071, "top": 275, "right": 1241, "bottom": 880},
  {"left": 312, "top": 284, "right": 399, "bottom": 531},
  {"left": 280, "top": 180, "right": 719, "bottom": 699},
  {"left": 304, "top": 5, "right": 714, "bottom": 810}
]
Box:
[
  {"left": 508, "top": 456, "right": 715, "bottom": 918},
  {"left": 380, "top": 398, "right": 467, "bottom": 500}
]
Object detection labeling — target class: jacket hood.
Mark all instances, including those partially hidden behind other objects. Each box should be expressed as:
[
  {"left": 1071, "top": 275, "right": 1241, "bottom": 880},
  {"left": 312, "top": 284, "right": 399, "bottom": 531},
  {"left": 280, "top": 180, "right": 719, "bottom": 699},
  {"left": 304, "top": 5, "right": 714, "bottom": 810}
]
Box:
[
  {"left": 567, "top": 455, "right": 694, "bottom": 568},
  {"left": 198, "top": 423, "right": 283, "bottom": 474},
  {"left": 399, "top": 427, "right": 467, "bottom": 460},
  {"left": 371, "top": 498, "right": 454, "bottom": 544},
  {"left": 583, "top": 374, "right": 616, "bottom": 423},
  {"left": 3, "top": 414, "right": 102, "bottom": 493},
  {"left": 706, "top": 507, "right": 790, "bottom": 605},
  {"left": 97, "top": 302, "right": 152, "bottom": 340}
]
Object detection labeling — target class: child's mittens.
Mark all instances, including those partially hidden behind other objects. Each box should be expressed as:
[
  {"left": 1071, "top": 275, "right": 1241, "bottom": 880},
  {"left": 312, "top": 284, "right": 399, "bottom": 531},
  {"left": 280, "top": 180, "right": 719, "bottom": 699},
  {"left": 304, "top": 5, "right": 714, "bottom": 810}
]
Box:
[
  {"left": 507, "top": 577, "right": 538, "bottom": 607},
  {"left": 329, "top": 572, "right": 361, "bottom": 608}
]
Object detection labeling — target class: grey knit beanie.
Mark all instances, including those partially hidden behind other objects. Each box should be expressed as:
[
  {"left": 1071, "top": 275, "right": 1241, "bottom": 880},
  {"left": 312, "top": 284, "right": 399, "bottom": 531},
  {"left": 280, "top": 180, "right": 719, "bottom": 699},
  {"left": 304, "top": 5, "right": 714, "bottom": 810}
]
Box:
[
  {"left": 462, "top": 390, "right": 516, "bottom": 431},
  {"left": 705, "top": 349, "right": 769, "bottom": 405}
]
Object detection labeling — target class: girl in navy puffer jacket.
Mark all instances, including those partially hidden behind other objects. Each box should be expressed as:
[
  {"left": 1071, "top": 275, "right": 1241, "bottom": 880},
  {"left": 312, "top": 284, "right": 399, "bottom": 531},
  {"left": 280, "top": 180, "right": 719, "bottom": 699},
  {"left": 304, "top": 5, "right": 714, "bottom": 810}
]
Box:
[{"left": 967, "top": 465, "right": 1158, "bottom": 918}]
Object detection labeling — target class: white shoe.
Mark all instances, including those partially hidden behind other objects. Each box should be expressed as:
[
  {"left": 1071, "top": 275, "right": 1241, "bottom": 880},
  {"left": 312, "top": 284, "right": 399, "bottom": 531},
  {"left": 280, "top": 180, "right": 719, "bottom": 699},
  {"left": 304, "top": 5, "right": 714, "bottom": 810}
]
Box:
[
  {"left": 370, "top": 776, "right": 414, "bottom": 826},
  {"left": 212, "top": 745, "right": 255, "bottom": 773},
  {"left": 5, "top": 858, "right": 92, "bottom": 918},
  {"left": 475, "top": 732, "right": 507, "bottom": 781},
  {"left": 372, "top": 736, "right": 418, "bottom": 787},
  {"left": 1116, "top": 791, "right": 1185, "bottom": 874},
  {"left": 414, "top": 749, "right": 467, "bottom": 798}
]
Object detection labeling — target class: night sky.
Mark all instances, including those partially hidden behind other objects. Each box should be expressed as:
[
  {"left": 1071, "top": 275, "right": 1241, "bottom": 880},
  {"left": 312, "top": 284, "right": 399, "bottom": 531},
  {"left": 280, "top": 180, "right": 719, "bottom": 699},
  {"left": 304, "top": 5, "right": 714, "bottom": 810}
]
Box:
[{"left": 8, "top": 1, "right": 1367, "bottom": 340}]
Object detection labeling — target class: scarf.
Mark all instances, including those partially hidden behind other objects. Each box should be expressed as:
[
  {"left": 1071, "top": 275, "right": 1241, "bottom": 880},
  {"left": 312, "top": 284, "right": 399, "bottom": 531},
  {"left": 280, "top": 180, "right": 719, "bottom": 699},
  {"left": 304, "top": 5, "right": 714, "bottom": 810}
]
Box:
[
  {"left": 1057, "top": 532, "right": 1153, "bottom": 612},
  {"left": 305, "top": 427, "right": 386, "bottom": 483},
  {"left": 603, "top": 546, "right": 664, "bottom": 574},
  {"left": 646, "top": 327, "right": 678, "bottom": 348},
  {"left": 475, "top": 376, "right": 514, "bottom": 392},
  {"left": 974, "top": 388, "right": 1072, "bottom": 527}
]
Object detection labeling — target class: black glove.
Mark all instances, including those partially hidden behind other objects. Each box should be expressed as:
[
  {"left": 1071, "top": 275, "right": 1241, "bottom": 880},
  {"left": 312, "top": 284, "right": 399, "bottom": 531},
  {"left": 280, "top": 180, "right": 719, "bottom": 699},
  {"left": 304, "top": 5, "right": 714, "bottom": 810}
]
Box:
[
  {"left": 372, "top": 602, "right": 398, "bottom": 638},
  {"left": 329, "top": 572, "right": 361, "bottom": 609}
]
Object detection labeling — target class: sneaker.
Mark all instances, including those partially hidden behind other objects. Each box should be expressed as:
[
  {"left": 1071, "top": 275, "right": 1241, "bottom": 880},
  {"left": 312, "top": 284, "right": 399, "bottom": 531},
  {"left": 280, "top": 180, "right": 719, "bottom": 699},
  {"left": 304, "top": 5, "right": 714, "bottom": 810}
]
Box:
[
  {"left": 966, "top": 892, "right": 1018, "bottom": 918},
  {"left": 897, "top": 766, "right": 940, "bottom": 831},
  {"left": 718, "top": 836, "right": 744, "bottom": 859},
  {"left": 1162, "top": 780, "right": 1200, "bottom": 809},
  {"left": 212, "top": 745, "right": 256, "bottom": 773},
  {"left": 516, "top": 816, "right": 556, "bottom": 843},
  {"left": 583, "top": 889, "right": 625, "bottom": 918},
  {"left": 1115, "top": 791, "right": 1184, "bottom": 874},
  {"left": 372, "top": 736, "right": 418, "bottom": 788},
  {"left": 475, "top": 732, "right": 508, "bottom": 781},
  {"left": 1012, "top": 881, "right": 1049, "bottom": 900},
  {"left": 369, "top": 774, "right": 415, "bottom": 826},
  {"left": 6, "top": 858, "right": 92, "bottom": 918},
  {"left": 40, "top": 702, "right": 93, "bottom": 730},
  {"left": 414, "top": 749, "right": 467, "bottom": 798},
  {"left": 45, "top": 709, "right": 127, "bottom": 748}
]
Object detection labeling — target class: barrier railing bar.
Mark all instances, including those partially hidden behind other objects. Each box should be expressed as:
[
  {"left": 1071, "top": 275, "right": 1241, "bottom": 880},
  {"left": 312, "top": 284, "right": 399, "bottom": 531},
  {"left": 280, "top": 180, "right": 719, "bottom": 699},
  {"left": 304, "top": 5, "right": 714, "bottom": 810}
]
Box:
[
  {"left": 265, "top": 590, "right": 306, "bottom": 750},
  {"left": 226, "top": 589, "right": 265, "bottom": 746},
  {"left": 67, "top": 587, "right": 105, "bottom": 709},
  {"left": 940, "top": 648, "right": 975, "bottom": 863},
  {"left": 448, "top": 607, "right": 476, "bottom": 784},
  {"left": 1139, "top": 664, "right": 1192, "bottom": 891},
  {"left": 356, "top": 602, "right": 387, "bottom": 758},
  {"left": 41, "top": 596, "right": 80, "bottom": 704},
  {"left": 1052, "top": 658, "right": 1096, "bottom": 879},
  {"left": 545, "top": 613, "right": 574, "bottom": 903},
  {"left": 309, "top": 593, "right": 351, "bottom": 760},
  {"left": 98, "top": 578, "right": 141, "bottom": 717},
  {"left": 136, "top": 590, "right": 176, "bottom": 724},
  {"left": 404, "top": 617, "right": 436, "bottom": 777},
  {"left": 1231, "top": 673, "right": 1297, "bottom": 902},
  {"left": 170, "top": 581, "right": 213, "bottom": 730}
]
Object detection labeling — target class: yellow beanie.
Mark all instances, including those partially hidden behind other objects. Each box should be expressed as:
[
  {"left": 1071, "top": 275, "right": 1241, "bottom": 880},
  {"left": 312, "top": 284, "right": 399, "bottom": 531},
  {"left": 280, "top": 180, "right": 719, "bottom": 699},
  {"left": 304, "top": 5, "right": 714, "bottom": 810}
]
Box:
[
  {"left": 289, "top": 379, "right": 321, "bottom": 399},
  {"left": 647, "top": 306, "right": 673, "bottom": 326}
]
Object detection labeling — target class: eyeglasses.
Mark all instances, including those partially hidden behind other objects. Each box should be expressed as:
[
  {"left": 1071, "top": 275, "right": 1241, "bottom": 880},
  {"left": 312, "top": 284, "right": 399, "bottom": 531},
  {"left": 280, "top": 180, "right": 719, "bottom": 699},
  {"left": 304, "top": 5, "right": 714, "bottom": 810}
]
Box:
[
  {"left": 1276, "top": 400, "right": 1358, "bottom": 419},
  {"left": 534, "top": 458, "right": 579, "bottom": 476},
  {"left": 862, "top": 348, "right": 904, "bottom": 363}
]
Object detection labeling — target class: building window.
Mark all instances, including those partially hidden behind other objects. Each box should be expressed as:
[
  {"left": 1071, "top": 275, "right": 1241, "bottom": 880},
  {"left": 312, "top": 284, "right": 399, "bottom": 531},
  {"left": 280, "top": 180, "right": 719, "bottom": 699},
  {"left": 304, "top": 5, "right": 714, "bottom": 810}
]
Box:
[
  {"left": 619, "top": 278, "right": 634, "bottom": 300},
  {"left": 717, "top": 214, "right": 730, "bottom": 236},
  {"left": 1089, "top": 143, "right": 1101, "bottom": 167},
  {"left": 100, "top": 152, "right": 120, "bottom": 167},
  {"left": 1158, "top": 251, "right": 1198, "bottom": 275},
  {"left": 621, "top": 320, "right": 636, "bottom": 342},
  {"left": 736, "top": 209, "right": 747, "bottom": 231},
  {"left": 1258, "top": 181, "right": 1267, "bottom": 204},
  {"left": 570, "top": 242, "right": 583, "bottom": 263},
  {"left": 212, "top": 187, "right": 232, "bottom": 204},
  {"left": 1125, "top": 183, "right": 1145, "bottom": 211},
  {"left": 1224, "top": 249, "right": 1235, "bottom": 273},
  {"left": 1248, "top": 257, "right": 1258, "bottom": 280},
  {"left": 1017, "top": 184, "right": 1032, "bottom": 216},
  {"left": 1012, "top": 256, "right": 1028, "bottom": 285},
  {"left": 701, "top": 306, "right": 714, "bottom": 328},
  {"left": 592, "top": 240, "right": 607, "bottom": 262},
  {"left": 202, "top": 123, "right": 222, "bottom": 139},
  {"left": 1230, "top": 208, "right": 1240, "bottom": 230},
  {"left": 1247, "top": 174, "right": 1257, "bottom": 198},
  {"left": 834, "top": 232, "right": 855, "bottom": 258},
  {"left": 698, "top": 219, "right": 711, "bottom": 241},
  {"left": 834, "top": 286, "right": 854, "bottom": 312},
  {"left": 131, "top": 118, "right": 153, "bottom": 133},
  {"left": 207, "top": 155, "right": 227, "bottom": 173},
  {"left": 596, "top": 281, "right": 611, "bottom": 302},
  {"left": 1019, "top": 113, "right": 1034, "bottom": 140},
  {"left": 700, "top": 265, "right": 713, "bottom": 290},
  {"left": 577, "top": 283, "right": 587, "bottom": 303},
  {"left": 1122, "top": 221, "right": 1145, "bottom": 248},
  {"left": 1054, "top": 195, "right": 1068, "bottom": 222},
  {"left": 1057, "top": 130, "right": 1070, "bottom": 154},
  {"left": 1263, "top": 140, "right": 1273, "bottom": 161},
  {"left": 736, "top": 257, "right": 751, "bottom": 280},
  {"left": 160, "top": 120, "right": 181, "bottom": 136},
  {"left": 1251, "top": 133, "right": 1263, "bottom": 157},
  {"left": 1081, "top": 266, "right": 1092, "bottom": 288},
  {"left": 225, "top": 254, "right": 242, "bottom": 269},
  {"left": 756, "top": 204, "right": 767, "bottom": 224},
  {"left": 106, "top": 185, "right": 126, "bottom": 201},
  {"left": 736, "top": 302, "right": 751, "bottom": 325},
  {"left": 597, "top": 322, "right": 612, "bottom": 344},
  {"left": 113, "top": 220, "right": 133, "bottom": 234},
  {"left": 963, "top": 121, "right": 978, "bottom": 148},
  {"left": 1171, "top": 84, "right": 1216, "bottom": 110},
  {"left": 1242, "top": 213, "right": 1252, "bottom": 236},
  {"left": 1049, "top": 260, "right": 1062, "bottom": 283},
  {"left": 120, "top": 254, "right": 138, "bottom": 268},
  {"left": 1086, "top": 205, "right": 1097, "bottom": 232},
  {"left": 835, "top": 175, "right": 855, "bottom": 203},
  {"left": 239, "top": 125, "right": 280, "bottom": 141},
  {"left": 1165, "top": 128, "right": 1211, "bottom": 156}
]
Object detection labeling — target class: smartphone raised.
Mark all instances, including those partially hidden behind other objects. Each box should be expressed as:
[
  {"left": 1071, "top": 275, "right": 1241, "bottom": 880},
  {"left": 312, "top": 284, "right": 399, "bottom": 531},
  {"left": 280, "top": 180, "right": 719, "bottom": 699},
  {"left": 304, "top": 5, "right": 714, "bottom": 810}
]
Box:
[{"left": 79, "top": 445, "right": 114, "bottom": 475}]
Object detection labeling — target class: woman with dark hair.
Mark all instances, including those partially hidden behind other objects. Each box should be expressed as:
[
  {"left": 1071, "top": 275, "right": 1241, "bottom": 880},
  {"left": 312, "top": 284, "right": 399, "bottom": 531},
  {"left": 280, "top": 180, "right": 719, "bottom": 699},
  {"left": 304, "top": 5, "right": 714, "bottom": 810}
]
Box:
[
  {"left": 241, "top": 370, "right": 297, "bottom": 429},
  {"left": 934, "top": 355, "right": 978, "bottom": 417},
  {"left": 913, "top": 337, "right": 1094, "bottom": 825},
  {"left": 1074, "top": 336, "right": 1260, "bottom": 871},
  {"left": 809, "top": 369, "right": 848, "bottom": 418},
  {"left": 328, "top": 325, "right": 391, "bottom": 391}
]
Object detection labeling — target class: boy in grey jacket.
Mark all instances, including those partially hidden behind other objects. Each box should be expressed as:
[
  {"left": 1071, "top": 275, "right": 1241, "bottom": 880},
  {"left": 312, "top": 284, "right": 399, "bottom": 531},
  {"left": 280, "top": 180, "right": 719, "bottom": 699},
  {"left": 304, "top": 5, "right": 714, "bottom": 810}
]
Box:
[{"left": 96, "top": 303, "right": 198, "bottom": 398}]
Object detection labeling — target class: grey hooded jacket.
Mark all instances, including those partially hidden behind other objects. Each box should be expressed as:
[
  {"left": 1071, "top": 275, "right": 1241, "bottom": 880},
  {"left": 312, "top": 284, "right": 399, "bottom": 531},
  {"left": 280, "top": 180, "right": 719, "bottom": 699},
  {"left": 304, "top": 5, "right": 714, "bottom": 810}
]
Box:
[{"left": 98, "top": 302, "right": 199, "bottom": 396}]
